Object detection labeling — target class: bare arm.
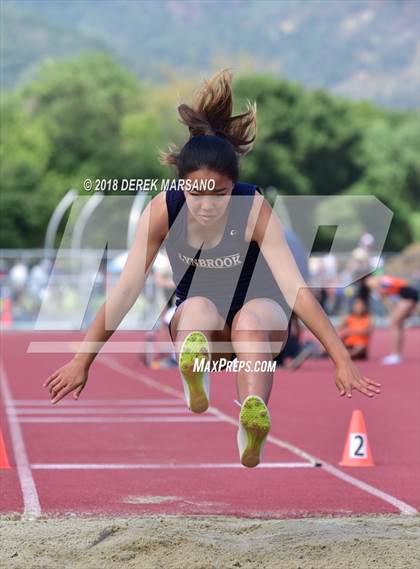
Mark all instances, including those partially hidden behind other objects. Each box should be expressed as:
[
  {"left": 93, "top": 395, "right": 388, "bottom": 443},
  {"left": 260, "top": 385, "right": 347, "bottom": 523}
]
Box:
[
  {"left": 251, "top": 195, "right": 380, "bottom": 398},
  {"left": 73, "top": 191, "right": 168, "bottom": 369},
  {"left": 43, "top": 192, "right": 168, "bottom": 403}
]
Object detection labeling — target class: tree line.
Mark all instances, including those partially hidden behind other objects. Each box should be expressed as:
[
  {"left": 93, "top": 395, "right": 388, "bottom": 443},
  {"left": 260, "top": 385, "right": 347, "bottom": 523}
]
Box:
[{"left": 1, "top": 53, "right": 418, "bottom": 250}]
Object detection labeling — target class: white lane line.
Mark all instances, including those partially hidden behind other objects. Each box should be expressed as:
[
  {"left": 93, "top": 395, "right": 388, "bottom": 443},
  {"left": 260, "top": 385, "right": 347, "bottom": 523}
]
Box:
[
  {"left": 209, "top": 407, "right": 418, "bottom": 516},
  {"left": 99, "top": 356, "right": 418, "bottom": 516},
  {"left": 13, "top": 416, "right": 221, "bottom": 424},
  {"left": 321, "top": 463, "right": 418, "bottom": 515},
  {"left": 31, "top": 462, "right": 313, "bottom": 470},
  {"left": 12, "top": 399, "right": 181, "bottom": 406},
  {"left": 0, "top": 360, "right": 41, "bottom": 519},
  {"left": 11, "top": 407, "right": 189, "bottom": 415}
]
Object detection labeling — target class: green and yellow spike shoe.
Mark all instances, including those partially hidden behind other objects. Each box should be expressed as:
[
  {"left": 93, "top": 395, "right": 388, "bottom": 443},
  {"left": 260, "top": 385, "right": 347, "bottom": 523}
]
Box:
[
  {"left": 237, "top": 395, "right": 271, "bottom": 468},
  {"left": 179, "top": 331, "right": 211, "bottom": 413}
]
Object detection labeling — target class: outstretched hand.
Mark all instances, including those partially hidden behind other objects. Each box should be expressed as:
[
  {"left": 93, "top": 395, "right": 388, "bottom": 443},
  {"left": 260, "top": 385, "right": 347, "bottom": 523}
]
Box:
[
  {"left": 335, "top": 359, "right": 381, "bottom": 398},
  {"left": 43, "top": 359, "right": 89, "bottom": 404}
]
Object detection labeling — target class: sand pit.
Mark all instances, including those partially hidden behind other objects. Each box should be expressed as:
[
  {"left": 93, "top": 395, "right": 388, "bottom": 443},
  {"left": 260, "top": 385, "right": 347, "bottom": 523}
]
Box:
[{"left": 1, "top": 513, "right": 419, "bottom": 569}]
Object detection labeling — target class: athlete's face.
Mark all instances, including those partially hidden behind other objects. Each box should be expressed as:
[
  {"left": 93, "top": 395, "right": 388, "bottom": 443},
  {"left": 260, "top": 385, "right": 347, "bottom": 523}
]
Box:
[
  {"left": 183, "top": 168, "right": 234, "bottom": 226},
  {"left": 352, "top": 298, "right": 367, "bottom": 315}
]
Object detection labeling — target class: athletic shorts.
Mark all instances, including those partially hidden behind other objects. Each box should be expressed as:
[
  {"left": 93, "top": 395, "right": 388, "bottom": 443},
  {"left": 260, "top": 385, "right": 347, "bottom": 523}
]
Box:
[{"left": 400, "top": 286, "right": 419, "bottom": 302}]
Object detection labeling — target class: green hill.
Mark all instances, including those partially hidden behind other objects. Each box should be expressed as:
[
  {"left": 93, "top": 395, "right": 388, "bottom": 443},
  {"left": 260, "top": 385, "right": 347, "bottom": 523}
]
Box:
[{"left": 2, "top": 0, "right": 418, "bottom": 108}]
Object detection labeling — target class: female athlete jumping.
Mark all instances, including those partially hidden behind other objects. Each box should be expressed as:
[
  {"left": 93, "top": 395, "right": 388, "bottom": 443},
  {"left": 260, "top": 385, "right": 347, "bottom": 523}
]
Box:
[{"left": 43, "top": 69, "right": 381, "bottom": 468}]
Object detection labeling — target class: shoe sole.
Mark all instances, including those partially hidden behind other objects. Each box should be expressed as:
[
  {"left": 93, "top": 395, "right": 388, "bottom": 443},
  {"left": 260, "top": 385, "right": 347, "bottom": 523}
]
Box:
[
  {"left": 239, "top": 396, "right": 271, "bottom": 467},
  {"left": 179, "top": 331, "right": 210, "bottom": 413}
]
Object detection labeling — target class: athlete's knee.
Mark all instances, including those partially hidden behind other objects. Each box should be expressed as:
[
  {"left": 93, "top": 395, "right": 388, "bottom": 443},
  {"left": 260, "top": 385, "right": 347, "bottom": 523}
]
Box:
[
  {"left": 231, "top": 303, "right": 288, "bottom": 358},
  {"left": 231, "top": 310, "right": 264, "bottom": 333},
  {"left": 390, "top": 314, "right": 404, "bottom": 327},
  {"left": 237, "top": 299, "right": 289, "bottom": 330},
  {"left": 178, "top": 297, "right": 222, "bottom": 330},
  {"left": 183, "top": 296, "right": 217, "bottom": 312},
  {"left": 231, "top": 319, "right": 269, "bottom": 343}
]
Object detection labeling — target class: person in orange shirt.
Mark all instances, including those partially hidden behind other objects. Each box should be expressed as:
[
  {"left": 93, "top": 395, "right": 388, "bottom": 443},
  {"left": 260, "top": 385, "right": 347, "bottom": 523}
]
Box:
[
  {"left": 366, "top": 274, "right": 419, "bottom": 365},
  {"left": 338, "top": 297, "right": 373, "bottom": 360}
]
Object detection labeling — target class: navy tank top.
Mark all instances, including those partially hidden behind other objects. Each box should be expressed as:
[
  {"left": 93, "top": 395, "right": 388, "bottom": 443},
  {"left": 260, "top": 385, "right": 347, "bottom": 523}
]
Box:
[{"left": 164, "top": 180, "right": 286, "bottom": 315}]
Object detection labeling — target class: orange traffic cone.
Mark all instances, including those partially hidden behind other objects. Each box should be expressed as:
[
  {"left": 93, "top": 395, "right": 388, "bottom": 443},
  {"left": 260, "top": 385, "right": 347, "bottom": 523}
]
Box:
[
  {"left": 0, "top": 430, "right": 11, "bottom": 469},
  {"left": 340, "top": 409, "right": 374, "bottom": 467}
]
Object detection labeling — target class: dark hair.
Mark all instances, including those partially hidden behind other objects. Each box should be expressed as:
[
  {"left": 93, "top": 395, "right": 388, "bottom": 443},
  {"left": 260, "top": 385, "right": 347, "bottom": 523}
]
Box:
[
  {"left": 351, "top": 295, "right": 369, "bottom": 314},
  {"left": 354, "top": 274, "right": 371, "bottom": 309},
  {"left": 159, "top": 68, "right": 257, "bottom": 182}
]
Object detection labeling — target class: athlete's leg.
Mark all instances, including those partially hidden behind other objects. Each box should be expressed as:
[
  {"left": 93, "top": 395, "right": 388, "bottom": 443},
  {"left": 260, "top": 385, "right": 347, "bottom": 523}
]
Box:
[
  {"left": 169, "top": 296, "right": 233, "bottom": 413},
  {"left": 230, "top": 298, "right": 289, "bottom": 404},
  {"left": 169, "top": 296, "right": 232, "bottom": 364},
  {"left": 388, "top": 299, "right": 416, "bottom": 357}
]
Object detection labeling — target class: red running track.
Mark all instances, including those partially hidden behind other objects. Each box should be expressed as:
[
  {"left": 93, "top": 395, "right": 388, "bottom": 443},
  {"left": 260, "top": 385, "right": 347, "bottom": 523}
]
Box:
[{"left": 1, "top": 328, "right": 419, "bottom": 518}]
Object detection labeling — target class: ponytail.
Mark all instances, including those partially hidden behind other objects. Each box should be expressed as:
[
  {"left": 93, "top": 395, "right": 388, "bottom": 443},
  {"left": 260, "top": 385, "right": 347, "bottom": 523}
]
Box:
[{"left": 160, "top": 68, "right": 257, "bottom": 180}]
